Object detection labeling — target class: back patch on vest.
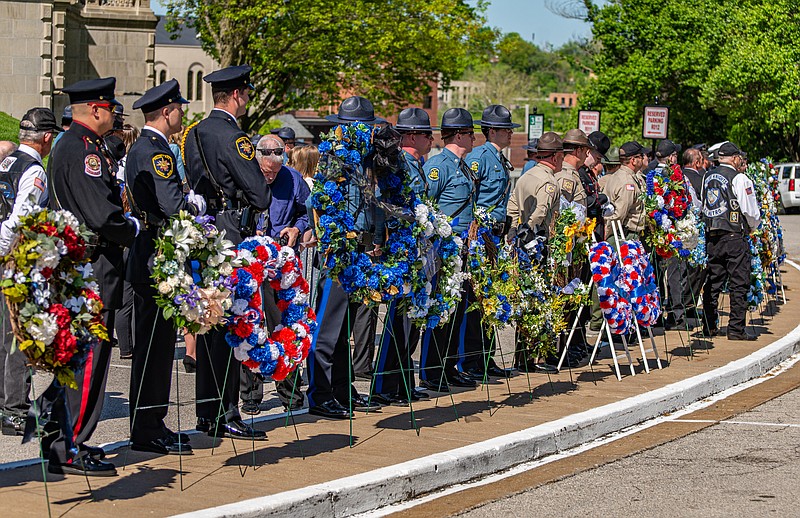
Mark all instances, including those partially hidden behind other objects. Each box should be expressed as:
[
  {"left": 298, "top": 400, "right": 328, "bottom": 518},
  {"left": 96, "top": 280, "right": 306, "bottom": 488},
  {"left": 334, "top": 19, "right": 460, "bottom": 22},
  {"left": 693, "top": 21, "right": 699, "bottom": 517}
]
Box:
[{"left": 0, "top": 156, "right": 17, "bottom": 172}]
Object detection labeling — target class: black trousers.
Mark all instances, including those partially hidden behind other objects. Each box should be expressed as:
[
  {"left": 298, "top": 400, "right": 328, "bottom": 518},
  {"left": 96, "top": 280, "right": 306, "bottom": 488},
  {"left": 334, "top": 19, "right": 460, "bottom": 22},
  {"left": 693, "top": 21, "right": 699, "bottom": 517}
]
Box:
[
  {"left": 683, "top": 264, "right": 707, "bottom": 310},
  {"left": 458, "top": 301, "right": 496, "bottom": 373},
  {"left": 703, "top": 233, "right": 750, "bottom": 335},
  {"left": 114, "top": 280, "right": 134, "bottom": 357},
  {"left": 351, "top": 305, "right": 378, "bottom": 377},
  {"left": 0, "top": 292, "right": 30, "bottom": 416},
  {"left": 306, "top": 277, "right": 361, "bottom": 407},
  {"left": 372, "top": 300, "right": 420, "bottom": 396},
  {"left": 129, "top": 282, "right": 176, "bottom": 444},
  {"left": 419, "top": 278, "right": 469, "bottom": 383},
  {"left": 196, "top": 329, "right": 240, "bottom": 423},
  {"left": 42, "top": 311, "right": 114, "bottom": 464},
  {"left": 660, "top": 256, "right": 686, "bottom": 322}
]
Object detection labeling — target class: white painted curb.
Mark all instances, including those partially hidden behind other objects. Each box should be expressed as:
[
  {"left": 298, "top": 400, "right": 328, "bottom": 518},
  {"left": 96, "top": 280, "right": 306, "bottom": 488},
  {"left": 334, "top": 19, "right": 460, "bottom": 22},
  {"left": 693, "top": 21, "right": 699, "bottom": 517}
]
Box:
[{"left": 177, "top": 265, "right": 800, "bottom": 518}]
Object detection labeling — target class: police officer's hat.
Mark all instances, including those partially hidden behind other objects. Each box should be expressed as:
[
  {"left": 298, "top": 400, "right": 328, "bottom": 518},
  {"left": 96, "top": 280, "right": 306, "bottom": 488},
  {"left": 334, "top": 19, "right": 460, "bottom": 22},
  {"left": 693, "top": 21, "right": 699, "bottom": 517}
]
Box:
[
  {"left": 536, "top": 131, "right": 564, "bottom": 152},
  {"left": 133, "top": 78, "right": 189, "bottom": 113},
  {"left": 395, "top": 107, "right": 439, "bottom": 132},
  {"left": 522, "top": 138, "right": 539, "bottom": 152},
  {"left": 562, "top": 128, "right": 596, "bottom": 149},
  {"left": 588, "top": 131, "right": 611, "bottom": 156},
  {"left": 20, "top": 107, "right": 62, "bottom": 133},
  {"left": 112, "top": 104, "right": 127, "bottom": 131},
  {"left": 203, "top": 65, "right": 255, "bottom": 91},
  {"left": 62, "top": 77, "right": 121, "bottom": 106},
  {"left": 619, "top": 141, "right": 645, "bottom": 158},
  {"left": 602, "top": 146, "right": 621, "bottom": 165},
  {"left": 325, "top": 96, "right": 386, "bottom": 124},
  {"left": 440, "top": 108, "right": 474, "bottom": 130},
  {"left": 61, "top": 105, "right": 73, "bottom": 126},
  {"left": 270, "top": 127, "right": 296, "bottom": 141},
  {"left": 477, "top": 104, "right": 520, "bottom": 129},
  {"left": 656, "top": 139, "right": 681, "bottom": 158},
  {"left": 717, "top": 142, "right": 744, "bottom": 157}
]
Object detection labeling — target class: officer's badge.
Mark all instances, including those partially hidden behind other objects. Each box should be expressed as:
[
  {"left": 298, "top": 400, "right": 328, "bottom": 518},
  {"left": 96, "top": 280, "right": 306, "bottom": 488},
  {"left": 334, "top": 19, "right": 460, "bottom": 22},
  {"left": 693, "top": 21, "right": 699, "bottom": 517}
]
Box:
[
  {"left": 236, "top": 136, "right": 255, "bottom": 160},
  {"left": 730, "top": 212, "right": 739, "bottom": 223},
  {"left": 706, "top": 187, "right": 720, "bottom": 207},
  {"left": 84, "top": 154, "right": 102, "bottom": 177},
  {"left": 428, "top": 167, "right": 440, "bottom": 181},
  {"left": 545, "top": 184, "right": 556, "bottom": 194},
  {"left": 152, "top": 154, "right": 174, "bottom": 179},
  {"left": 470, "top": 161, "right": 479, "bottom": 173},
  {"left": 563, "top": 179, "right": 575, "bottom": 190}
]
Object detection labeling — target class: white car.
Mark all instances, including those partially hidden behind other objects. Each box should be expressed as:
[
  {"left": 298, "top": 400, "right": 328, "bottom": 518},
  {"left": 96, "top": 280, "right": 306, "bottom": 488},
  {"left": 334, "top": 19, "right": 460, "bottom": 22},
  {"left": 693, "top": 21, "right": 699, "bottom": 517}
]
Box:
[{"left": 776, "top": 162, "right": 800, "bottom": 213}]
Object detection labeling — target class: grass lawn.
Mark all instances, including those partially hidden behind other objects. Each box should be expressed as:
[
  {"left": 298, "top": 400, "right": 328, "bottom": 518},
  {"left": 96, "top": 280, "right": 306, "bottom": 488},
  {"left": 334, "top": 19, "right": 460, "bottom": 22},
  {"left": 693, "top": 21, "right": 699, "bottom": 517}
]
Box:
[{"left": 0, "top": 111, "right": 19, "bottom": 143}]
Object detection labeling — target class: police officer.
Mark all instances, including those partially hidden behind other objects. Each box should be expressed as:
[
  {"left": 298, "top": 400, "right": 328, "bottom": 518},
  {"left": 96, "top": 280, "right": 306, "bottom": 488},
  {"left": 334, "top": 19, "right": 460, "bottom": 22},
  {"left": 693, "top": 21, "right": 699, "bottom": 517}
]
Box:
[
  {"left": 306, "top": 96, "right": 385, "bottom": 418},
  {"left": 507, "top": 131, "right": 562, "bottom": 371},
  {"left": 0, "top": 108, "right": 61, "bottom": 436},
  {"left": 557, "top": 129, "right": 591, "bottom": 207},
  {"left": 521, "top": 139, "right": 539, "bottom": 175},
  {"left": 459, "top": 105, "right": 519, "bottom": 380},
  {"left": 602, "top": 141, "right": 647, "bottom": 242},
  {"left": 43, "top": 77, "right": 139, "bottom": 476},
  {"left": 418, "top": 108, "right": 479, "bottom": 392},
  {"left": 701, "top": 142, "right": 760, "bottom": 341},
  {"left": 183, "top": 65, "right": 271, "bottom": 440},
  {"left": 371, "top": 107, "right": 436, "bottom": 405},
  {"left": 126, "top": 79, "right": 205, "bottom": 455}
]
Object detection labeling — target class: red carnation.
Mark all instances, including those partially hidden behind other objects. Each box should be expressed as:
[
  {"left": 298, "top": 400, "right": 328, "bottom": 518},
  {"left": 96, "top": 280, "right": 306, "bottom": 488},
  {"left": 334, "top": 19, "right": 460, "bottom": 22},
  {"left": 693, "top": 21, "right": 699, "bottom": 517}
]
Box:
[
  {"left": 234, "top": 319, "right": 253, "bottom": 338},
  {"left": 243, "top": 359, "right": 260, "bottom": 371},
  {"left": 274, "top": 327, "right": 296, "bottom": 344},
  {"left": 277, "top": 299, "right": 290, "bottom": 312},
  {"left": 53, "top": 329, "right": 77, "bottom": 363},
  {"left": 49, "top": 304, "right": 72, "bottom": 328},
  {"left": 246, "top": 262, "right": 265, "bottom": 283},
  {"left": 272, "top": 357, "right": 290, "bottom": 381},
  {"left": 249, "top": 290, "right": 262, "bottom": 309}
]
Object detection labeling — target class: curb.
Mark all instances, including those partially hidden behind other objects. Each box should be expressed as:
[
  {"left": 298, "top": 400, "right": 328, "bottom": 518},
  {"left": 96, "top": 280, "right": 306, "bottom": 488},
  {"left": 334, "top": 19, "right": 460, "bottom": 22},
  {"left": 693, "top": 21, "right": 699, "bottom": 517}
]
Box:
[{"left": 178, "top": 263, "right": 800, "bottom": 518}]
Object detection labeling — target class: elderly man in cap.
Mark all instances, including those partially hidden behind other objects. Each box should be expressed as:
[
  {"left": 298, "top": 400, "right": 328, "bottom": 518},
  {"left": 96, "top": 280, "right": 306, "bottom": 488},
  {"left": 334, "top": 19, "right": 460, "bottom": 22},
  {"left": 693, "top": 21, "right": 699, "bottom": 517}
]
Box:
[
  {"left": 371, "top": 107, "right": 436, "bottom": 405},
  {"left": 126, "top": 79, "right": 205, "bottom": 455},
  {"left": 507, "top": 131, "right": 563, "bottom": 371},
  {"left": 417, "top": 107, "right": 479, "bottom": 392},
  {"left": 521, "top": 139, "right": 539, "bottom": 174},
  {"left": 271, "top": 127, "right": 296, "bottom": 165},
  {"left": 306, "top": 95, "right": 385, "bottom": 417},
  {"left": 556, "top": 129, "right": 592, "bottom": 207},
  {"left": 602, "top": 141, "right": 648, "bottom": 242},
  {"left": 701, "top": 142, "right": 760, "bottom": 341},
  {"left": 42, "top": 77, "right": 140, "bottom": 476},
  {"left": 458, "top": 105, "right": 519, "bottom": 381},
  {"left": 0, "top": 108, "right": 60, "bottom": 437},
  {"left": 184, "top": 65, "right": 271, "bottom": 441}
]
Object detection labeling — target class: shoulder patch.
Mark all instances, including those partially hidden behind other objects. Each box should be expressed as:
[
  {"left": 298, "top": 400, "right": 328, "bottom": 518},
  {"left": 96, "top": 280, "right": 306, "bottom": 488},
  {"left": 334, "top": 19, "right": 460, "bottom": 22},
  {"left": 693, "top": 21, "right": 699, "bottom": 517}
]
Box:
[
  {"left": 428, "top": 167, "right": 440, "bottom": 181},
  {"left": 626, "top": 184, "right": 636, "bottom": 191},
  {"left": 470, "top": 161, "right": 479, "bottom": 172},
  {"left": 33, "top": 177, "right": 45, "bottom": 192},
  {"left": 152, "top": 153, "right": 174, "bottom": 179},
  {"left": 745, "top": 186, "right": 753, "bottom": 195},
  {"left": 545, "top": 184, "right": 556, "bottom": 194},
  {"left": 84, "top": 154, "right": 103, "bottom": 177},
  {"left": 562, "top": 179, "right": 575, "bottom": 191},
  {"left": 730, "top": 211, "right": 739, "bottom": 223},
  {"left": 236, "top": 136, "right": 255, "bottom": 160}
]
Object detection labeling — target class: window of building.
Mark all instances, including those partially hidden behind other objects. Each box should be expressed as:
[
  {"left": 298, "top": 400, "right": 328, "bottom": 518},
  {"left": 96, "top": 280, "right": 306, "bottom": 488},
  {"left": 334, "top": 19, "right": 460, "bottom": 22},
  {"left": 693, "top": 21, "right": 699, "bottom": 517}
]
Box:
[
  {"left": 195, "top": 70, "right": 203, "bottom": 101},
  {"left": 187, "top": 70, "right": 195, "bottom": 100},
  {"left": 568, "top": 97, "right": 573, "bottom": 107},
  {"left": 423, "top": 95, "right": 432, "bottom": 109},
  {"left": 158, "top": 70, "right": 167, "bottom": 85}
]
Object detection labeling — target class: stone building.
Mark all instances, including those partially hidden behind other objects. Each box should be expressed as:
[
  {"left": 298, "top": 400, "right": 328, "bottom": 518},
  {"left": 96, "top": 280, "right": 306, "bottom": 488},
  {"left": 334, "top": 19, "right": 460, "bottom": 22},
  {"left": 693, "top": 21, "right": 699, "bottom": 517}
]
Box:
[{"left": 0, "top": 0, "right": 157, "bottom": 124}]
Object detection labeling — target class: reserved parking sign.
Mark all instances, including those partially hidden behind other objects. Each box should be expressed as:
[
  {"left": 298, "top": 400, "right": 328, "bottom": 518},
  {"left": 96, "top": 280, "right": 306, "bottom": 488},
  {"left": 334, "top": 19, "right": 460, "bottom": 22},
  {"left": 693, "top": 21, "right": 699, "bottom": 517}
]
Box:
[{"left": 642, "top": 106, "right": 669, "bottom": 139}]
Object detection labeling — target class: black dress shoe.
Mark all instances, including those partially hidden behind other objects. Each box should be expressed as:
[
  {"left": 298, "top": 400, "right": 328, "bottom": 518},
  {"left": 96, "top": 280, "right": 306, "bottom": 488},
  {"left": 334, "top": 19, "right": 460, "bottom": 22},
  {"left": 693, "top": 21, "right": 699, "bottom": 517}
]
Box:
[
  {"left": 446, "top": 372, "right": 478, "bottom": 388},
  {"left": 196, "top": 417, "right": 212, "bottom": 432},
  {"left": 163, "top": 427, "right": 191, "bottom": 444},
  {"left": 351, "top": 394, "right": 382, "bottom": 412},
  {"left": 665, "top": 318, "right": 686, "bottom": 330},
  {"left": 411, "top": 389, "right": 430, "bottom": 400},
  {"left": 486, "top": 365, "right": 514, "bottom": 378},
  {"left": 132, "top": 435, "right": 193, "bottom": 455},
  {"left": 419, "top": 379, "right": 449, "bottom": 393},
  {"left": 210, "top": 419, "right": 268, "bottom": 440},
  {"left": 182, "top": 355, "right": 196, "bottom": 373},
  {"left": 308, "top": 399, "right": 352, "bottom": 419},
  {"left": 533, "top": 363, "right": 559, "bottom": 374},
  {"left": 241, "top": 401, "right": 261, "bottom": 416},
  {"left": 80, "top": 444, "right": 106, "bottom": 460},
  {"left": 727, "top": 331, "right": 757, "bottom": 341},
  {"left": 371, "top": 393, "right": 409, "bottom": 407},
  {"left": 49, "top": 456, "right": 117, "bottom": 477},
  {"left": 702, "top": 326, "right": 719, "bottom": 337},
  {"left": 1, "top": 415, "right": 25, "bottom": 436}
]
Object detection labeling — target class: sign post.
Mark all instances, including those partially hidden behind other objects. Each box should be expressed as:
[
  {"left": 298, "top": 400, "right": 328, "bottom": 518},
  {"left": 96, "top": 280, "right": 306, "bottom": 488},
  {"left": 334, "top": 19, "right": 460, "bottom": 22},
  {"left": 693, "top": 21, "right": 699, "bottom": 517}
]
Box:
[
  {"left": 577, "top": 109, "right": 601, "bottom": 134},
  {"left": 528, "top": 113, "right": 544, "bottom": 140}
]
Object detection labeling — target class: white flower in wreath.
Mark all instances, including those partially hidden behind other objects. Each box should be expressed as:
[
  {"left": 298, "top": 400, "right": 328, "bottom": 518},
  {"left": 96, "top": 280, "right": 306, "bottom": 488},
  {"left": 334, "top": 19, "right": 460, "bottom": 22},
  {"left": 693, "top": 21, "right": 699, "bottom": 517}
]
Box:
[
  {"left": 231, "top": 298, "right": 248, "bottom": 315},
  {"left": 158, "top": 281, "right": 172, "bottom": 295},
  {"left": 30, "top": 268, "right": 46, "bottom": 284},
  {"left": 33, "top": 286, "right": 52, "bottom": 308},
  {"left": 291, "top": 322, "right": 308, "bottom": 339},
  {"left": 656, "top": 195, "right": 665, "bottom": 209},
  {"left": 26, "top": 312, "right": 58, "bottom": 345},
  {"left": 219, "top": 262, "right": 234, "bottom": 276},
  {"left": 35, "top": 244, "right": 61, "bottom": 270},
  {"left": 435, "top": 218, "right": 452, "bottom": 238},
  {"left": 661, "top": 217, "right": 673, "bottom": 231},
  {"left": 64, "top": 296, "right": 87, "bottom": 314},
  {"left": 256, "top": 326, "right": 268, "bottom": 344}
]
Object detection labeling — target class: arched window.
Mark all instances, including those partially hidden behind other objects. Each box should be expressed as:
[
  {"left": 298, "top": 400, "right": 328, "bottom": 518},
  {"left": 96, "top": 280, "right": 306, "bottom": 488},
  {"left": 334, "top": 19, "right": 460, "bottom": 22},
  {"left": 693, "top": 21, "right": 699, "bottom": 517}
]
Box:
[
  {"left": 187, "top": 64, "right": 204, "bottom": 101},
  {"left": 195, "top": 69, "right": 203, "bottom": 101},
  {"left": 158, "top": 70, "right": 167, "bottom": 85},
  {"left": 187, "top": 70, "right": 195, "bottom": 100}
]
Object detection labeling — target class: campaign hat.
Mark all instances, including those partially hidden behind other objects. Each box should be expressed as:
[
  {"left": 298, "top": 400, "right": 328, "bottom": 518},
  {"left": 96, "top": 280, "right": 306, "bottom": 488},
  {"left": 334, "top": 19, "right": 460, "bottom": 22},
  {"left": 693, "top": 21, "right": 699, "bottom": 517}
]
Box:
[
  {"left": 536, "top": 131, "right": 564, "bottom": 152},
  {"left": 440, "top": 108, "right": 474, "bottom": 130},
  {"left": 477, "top": 104, "right": 520, "bottom": 128},
  {"left": 395, "top": 107, "right": 438, "bottom": 132},
  {"left": 325, "top": 96, "right": 386, "bottom": 124}
]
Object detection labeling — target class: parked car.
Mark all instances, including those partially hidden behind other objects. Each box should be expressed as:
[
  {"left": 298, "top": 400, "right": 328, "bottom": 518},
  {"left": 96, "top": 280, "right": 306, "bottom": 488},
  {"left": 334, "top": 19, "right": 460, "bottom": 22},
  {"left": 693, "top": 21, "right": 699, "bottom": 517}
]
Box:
[{"left": 776, "top": 163, "right": 800, "bottom": 213}]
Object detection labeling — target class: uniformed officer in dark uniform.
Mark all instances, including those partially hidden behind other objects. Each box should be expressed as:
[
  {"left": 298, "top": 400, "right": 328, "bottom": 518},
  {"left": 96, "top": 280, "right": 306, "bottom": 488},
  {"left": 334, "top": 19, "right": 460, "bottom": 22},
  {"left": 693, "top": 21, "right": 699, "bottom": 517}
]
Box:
[
  {"left": 306, "top": 96, "right": 385, "bottom": 418},
  {"left": 371, "top": 107, "right": 436, "bottom": 406},
  {"left": 418, "top": 108, "right": 479, "bottom": 392},
  {"left": 126, "top": 79, "right": 205, "bottom": 455},
  {"left": 521, "top": 139, "right": 539, "bottom": 175},
  {"left": 701, "top": 142, "right": 761, "bottom": 341},
  {"left": 43, "top": 77, "right": 139, "bottom": 476},
  {"left": 459, "top": 105, "right": 519, "bottom": 381},
  {"left": 183, "top": 65, "right": 271, "bottom": 440}
]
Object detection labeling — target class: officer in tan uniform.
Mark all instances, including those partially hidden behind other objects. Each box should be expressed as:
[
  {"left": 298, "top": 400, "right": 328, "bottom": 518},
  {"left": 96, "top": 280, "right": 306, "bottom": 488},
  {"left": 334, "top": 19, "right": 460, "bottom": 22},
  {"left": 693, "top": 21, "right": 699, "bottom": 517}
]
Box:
[
  {"left": 602, "top": 141, "right": 647, "bottom": 242},
  {"left": 508, "top": 131, "right": 563, "bottom": 238},
  {"left": 555, "top": 129, "right": 591, "bottom": 207}
]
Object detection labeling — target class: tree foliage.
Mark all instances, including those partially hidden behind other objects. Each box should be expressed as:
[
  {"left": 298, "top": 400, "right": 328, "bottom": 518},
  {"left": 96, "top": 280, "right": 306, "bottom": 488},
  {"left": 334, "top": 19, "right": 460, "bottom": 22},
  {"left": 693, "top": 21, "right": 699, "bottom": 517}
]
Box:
[
  {"left": 579, "top": 0, "right": 800, "bottom": 160},
  {"left": 164, "top": 0, "right": 493, "bottom": 132}
]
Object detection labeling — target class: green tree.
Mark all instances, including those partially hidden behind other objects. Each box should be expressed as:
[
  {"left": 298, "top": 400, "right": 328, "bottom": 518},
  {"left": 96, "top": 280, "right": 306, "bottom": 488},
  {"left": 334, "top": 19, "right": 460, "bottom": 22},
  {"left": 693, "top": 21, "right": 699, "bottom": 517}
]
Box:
[{"left": 164, "top": 0, "right": 493, "bottom": 132}]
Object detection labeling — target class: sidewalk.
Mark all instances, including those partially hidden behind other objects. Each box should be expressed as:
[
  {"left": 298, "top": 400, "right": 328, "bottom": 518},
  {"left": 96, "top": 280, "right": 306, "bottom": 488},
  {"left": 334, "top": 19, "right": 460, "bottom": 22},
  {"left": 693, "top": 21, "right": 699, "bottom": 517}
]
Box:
[{"left": 1, "top": 265, "right": 798, "bottom": 518}]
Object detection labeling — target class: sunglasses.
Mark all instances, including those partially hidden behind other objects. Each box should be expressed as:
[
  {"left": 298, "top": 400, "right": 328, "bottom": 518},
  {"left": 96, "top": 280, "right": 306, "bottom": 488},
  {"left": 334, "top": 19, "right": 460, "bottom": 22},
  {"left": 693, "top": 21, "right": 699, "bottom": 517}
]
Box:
[
  {"left": 408, "top": 132, "right": 434, "bottom": 139},
  {"left": 456, "top": 131, "right": 475, "bottom": 137},
  {"left": 258, "top": 148, "right": 284, "bottom": 156},
  {"left": 90, "top": 103, "right": 115, "bottom": 113}
]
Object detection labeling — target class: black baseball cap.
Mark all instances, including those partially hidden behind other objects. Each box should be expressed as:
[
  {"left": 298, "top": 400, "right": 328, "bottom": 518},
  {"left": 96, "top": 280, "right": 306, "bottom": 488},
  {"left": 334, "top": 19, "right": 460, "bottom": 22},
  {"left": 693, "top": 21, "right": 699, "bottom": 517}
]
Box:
[
  {"left": 656, "top": 139, "right": 681, "bottom": 158},
  {"left": 619, "top": 141, "right": 645, "bottom": 157},
  {"left": 717, "top": 142, "right": 744, "bottom": 157},
  {"left": 20, "top": 107, "right": 63, "bottom": 133}
]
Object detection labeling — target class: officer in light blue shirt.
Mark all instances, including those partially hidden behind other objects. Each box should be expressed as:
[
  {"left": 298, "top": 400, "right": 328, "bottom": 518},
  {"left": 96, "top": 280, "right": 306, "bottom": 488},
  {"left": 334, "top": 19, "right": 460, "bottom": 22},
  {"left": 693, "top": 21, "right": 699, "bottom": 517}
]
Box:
[
  {"left": 466, "top": 104, "right": 519, "bottom": 232},
  {"left": 521, "top": 138, "right": 539, "bottom": 174}
]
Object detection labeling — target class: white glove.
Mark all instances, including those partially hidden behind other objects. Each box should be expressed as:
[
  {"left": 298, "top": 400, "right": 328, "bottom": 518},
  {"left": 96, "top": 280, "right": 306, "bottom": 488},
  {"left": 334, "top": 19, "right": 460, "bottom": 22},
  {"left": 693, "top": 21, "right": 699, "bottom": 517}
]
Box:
[
  {"left": 124, "top": 213, "right": 141, "bottom": 237},
  {"left": 602, "top": 202, "right": 616, "bottom": 218},
  {"left": 186, "top": 189, "right": 207, "bottom": 215}
]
